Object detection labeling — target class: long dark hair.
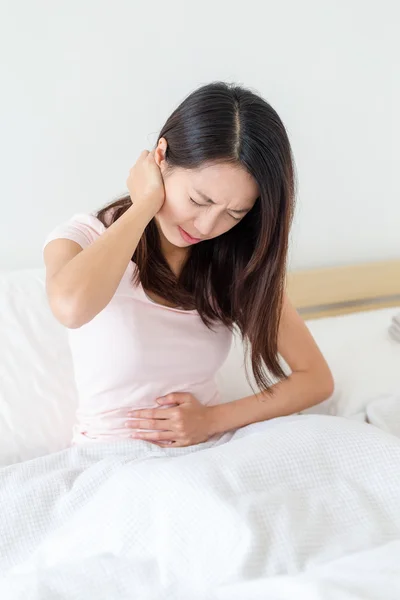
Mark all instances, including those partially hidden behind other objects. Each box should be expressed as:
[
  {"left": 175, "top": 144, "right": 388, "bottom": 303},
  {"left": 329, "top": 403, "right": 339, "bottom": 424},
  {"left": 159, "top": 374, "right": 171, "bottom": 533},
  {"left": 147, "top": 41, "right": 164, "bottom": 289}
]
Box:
[{"left": 97, "top": 82, "right": 296, "bottom": 391}]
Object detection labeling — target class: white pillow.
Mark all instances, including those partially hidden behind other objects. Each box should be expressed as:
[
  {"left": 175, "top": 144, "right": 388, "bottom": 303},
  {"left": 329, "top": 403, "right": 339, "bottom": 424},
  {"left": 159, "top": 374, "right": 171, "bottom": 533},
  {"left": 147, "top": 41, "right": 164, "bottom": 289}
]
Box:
[
  {"left": 305, "top": 308, "right": 400, "bottom": 417},
  {"left": 218, "top": 307, "right": 400, "bottom": 418},
  {"left": 0, "top": 269, "right": 78, "bottom": 466}
]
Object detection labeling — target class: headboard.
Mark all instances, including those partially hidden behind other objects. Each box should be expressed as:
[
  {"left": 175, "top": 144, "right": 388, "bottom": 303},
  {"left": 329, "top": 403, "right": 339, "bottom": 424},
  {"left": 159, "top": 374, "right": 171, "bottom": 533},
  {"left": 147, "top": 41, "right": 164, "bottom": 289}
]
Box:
[{"left": 287, "top": 259, "right": 400, "bottom": 319}]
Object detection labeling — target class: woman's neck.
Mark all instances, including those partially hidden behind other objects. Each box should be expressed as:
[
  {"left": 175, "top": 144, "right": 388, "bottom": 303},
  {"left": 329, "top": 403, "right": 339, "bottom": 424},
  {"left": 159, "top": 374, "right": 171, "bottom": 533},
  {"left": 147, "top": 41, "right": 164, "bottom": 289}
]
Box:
[{"left": 158, "top": 225, "right": 189, "bottom": 278}]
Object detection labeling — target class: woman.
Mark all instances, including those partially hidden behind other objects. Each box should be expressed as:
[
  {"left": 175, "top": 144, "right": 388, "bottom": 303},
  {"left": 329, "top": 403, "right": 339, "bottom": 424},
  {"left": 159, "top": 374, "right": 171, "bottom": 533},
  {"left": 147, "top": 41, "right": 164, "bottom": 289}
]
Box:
[{"left": 43, "top": 81, "right": 334, "bottom": 448}]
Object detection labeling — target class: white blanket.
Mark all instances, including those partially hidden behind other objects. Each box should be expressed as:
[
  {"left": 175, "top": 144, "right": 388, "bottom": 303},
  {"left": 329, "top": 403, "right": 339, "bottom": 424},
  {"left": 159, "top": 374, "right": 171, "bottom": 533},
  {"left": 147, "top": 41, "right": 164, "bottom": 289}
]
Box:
[{"left": 1, "top": 410, "right": 400, "bottom": 599}]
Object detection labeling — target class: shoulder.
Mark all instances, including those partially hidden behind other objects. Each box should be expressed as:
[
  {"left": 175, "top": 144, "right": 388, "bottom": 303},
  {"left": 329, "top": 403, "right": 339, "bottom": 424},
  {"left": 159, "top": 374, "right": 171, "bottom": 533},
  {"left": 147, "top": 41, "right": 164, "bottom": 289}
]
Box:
[{"left": 43, "top": 213, "right": 106, "bottom": 251}]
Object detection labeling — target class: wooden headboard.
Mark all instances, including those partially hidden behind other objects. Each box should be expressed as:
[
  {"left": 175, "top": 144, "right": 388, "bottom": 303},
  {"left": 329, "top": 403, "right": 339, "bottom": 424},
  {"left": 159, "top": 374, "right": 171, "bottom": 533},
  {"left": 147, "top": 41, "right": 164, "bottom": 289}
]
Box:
[{"left": 287, "top": 259, "right": 400, "bottom": 319}]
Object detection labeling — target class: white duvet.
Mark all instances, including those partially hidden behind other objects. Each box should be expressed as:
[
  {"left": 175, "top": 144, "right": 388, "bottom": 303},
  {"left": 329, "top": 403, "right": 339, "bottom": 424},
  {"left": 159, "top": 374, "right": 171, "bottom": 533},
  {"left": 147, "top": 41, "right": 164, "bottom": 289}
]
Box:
[{"left": 1, "top": 402, "right": 400, "bottom": 600}]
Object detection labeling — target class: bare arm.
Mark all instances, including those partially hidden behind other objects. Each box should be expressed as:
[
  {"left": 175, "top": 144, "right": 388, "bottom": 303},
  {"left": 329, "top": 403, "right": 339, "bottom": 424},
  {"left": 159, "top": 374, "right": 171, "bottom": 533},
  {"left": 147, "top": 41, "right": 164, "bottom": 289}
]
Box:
[
  {"left": 44, "top": 150, "right": 164, "bottom": 328},
  {"left": 44, "top": 204, "right": 152, "bottom": 328},
  {"left": 207, "top": 293, "right": 335, "bottom": 433}
]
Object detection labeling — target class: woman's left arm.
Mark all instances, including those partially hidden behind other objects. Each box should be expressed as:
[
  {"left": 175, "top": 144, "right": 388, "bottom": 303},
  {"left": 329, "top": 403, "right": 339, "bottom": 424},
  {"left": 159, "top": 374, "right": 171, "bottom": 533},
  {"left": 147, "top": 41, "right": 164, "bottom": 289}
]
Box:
[{"left": 207, "top": 293, "right": 335, "bottom": 436}]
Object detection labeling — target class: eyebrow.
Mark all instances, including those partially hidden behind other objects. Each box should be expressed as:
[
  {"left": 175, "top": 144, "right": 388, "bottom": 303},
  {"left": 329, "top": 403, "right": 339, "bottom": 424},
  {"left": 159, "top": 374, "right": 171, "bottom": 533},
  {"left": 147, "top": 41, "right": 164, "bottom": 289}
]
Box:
[{"left": 193, "top": 189, "right": 251, "bottom": 214}]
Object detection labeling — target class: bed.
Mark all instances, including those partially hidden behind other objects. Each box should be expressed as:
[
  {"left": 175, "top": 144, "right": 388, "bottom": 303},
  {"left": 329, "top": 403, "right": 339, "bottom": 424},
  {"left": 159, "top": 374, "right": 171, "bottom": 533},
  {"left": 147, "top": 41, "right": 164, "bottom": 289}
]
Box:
[{"left": 0, "top": 261, "right": 400, "bottom": 599}]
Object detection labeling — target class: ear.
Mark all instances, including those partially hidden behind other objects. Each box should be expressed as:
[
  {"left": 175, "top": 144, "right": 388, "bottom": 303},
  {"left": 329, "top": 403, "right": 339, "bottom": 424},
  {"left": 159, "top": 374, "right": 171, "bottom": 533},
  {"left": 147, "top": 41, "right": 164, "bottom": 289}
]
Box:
[{"left": 154, "top": 137, "right": 168, "bottom": 170}]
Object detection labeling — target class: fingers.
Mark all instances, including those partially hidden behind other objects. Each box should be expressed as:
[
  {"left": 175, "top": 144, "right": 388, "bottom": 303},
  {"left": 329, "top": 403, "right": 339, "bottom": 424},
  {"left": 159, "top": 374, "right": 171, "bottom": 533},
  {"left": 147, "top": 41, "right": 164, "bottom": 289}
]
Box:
[
  {"left": 157, "top": 393, "right": 188, "bottom": 405},
  {"left": 153, "top": 441, "right": 176, "bottom": 448},
  {"left": 132, "top": 149, "right": 157, "bottom": 170},
  {"left": 153, "top": 440, "right": 190, "bottom": 448},
  {"left": 125, "top": 418, "right": 170, "bottom": 431},
  {"left": 131, "top": 431, "right": 175, "bottom": 442},
  {"left": 142, "top": 149, "right": 155, "bottom": 161},
  {"left": 128, "top": 408, "right": 176, "bottom": 420}
]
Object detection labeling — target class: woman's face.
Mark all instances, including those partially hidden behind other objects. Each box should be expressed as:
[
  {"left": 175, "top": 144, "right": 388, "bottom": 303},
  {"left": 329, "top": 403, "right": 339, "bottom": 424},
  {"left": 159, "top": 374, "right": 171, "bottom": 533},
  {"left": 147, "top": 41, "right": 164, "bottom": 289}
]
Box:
[{"left": 155, "top": 143, "right": 259, "bottom": 248}]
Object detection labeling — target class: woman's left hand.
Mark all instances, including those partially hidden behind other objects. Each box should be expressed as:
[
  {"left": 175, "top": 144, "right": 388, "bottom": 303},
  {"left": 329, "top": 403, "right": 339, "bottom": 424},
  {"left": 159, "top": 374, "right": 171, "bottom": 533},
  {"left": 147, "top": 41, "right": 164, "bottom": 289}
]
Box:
[{"left": 126, "top": 393, "right": 214, "bottom": 447}]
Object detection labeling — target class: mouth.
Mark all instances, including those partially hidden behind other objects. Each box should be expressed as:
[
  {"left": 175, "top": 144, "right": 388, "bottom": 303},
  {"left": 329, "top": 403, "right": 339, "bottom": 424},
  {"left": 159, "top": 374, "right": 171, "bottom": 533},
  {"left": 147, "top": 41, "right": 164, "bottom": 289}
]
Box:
[{"left": 178, "top": 226, "right": 202, "bottom": 245}]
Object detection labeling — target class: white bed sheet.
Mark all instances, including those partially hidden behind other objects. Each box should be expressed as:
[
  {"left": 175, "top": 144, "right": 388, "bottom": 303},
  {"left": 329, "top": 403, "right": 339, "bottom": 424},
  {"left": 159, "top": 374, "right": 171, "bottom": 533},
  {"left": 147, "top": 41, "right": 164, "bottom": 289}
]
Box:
[{"left": 1, "top": 412, "right": 400, "bottom": 599}]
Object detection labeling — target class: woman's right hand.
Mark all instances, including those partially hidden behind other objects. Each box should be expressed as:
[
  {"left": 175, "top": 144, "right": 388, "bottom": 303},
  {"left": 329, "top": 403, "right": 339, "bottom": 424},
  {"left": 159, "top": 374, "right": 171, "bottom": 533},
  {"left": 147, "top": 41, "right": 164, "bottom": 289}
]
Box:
[{"left": 126, "top": 150, "right": 165, "bottom": 219}]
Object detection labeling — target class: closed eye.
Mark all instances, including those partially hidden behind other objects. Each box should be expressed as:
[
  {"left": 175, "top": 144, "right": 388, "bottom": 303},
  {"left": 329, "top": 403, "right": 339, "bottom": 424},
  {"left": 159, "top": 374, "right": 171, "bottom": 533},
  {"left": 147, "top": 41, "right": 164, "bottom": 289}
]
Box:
[
  {"left": 189, "top": 197, "right": 203, "bottom": 207},
  {"left": 190, "top": 197, "right": 245, "bottom": 221}
]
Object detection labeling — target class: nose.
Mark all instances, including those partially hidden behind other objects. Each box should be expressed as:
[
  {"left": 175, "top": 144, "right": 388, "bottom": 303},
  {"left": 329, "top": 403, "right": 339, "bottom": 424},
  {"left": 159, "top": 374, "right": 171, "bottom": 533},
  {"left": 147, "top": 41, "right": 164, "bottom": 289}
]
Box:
[{"left": 193, "top": 211, "right": 219, "bottom": 237}]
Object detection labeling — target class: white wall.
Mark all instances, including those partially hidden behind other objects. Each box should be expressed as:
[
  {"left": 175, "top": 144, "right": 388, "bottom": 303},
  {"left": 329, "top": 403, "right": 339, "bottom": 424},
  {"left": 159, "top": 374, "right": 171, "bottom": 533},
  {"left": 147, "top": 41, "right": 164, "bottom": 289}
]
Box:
[{"left": 0, "top": 0, "right": 399, "bottom": 271}]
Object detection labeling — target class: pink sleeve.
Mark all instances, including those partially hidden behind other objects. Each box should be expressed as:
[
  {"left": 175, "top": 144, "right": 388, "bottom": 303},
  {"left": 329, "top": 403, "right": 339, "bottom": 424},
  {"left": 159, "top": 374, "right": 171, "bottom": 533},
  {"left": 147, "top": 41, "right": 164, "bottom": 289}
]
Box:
[{"left": 43, "top": 213, "right": 106, "bottom": 251}]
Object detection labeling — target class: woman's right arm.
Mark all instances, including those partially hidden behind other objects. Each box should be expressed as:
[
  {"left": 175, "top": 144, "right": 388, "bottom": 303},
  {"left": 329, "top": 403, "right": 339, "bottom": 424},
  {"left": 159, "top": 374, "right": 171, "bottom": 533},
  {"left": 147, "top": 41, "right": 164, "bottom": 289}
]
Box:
[{"left": 44, "top": 151, "right": 164, "bottom": 329}]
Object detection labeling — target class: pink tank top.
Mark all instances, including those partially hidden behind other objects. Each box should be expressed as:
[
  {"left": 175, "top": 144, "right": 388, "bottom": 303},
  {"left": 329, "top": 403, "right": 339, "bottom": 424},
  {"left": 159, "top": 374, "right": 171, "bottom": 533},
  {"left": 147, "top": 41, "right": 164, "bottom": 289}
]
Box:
[{"left": 44, "top": 214, "right": 232, "bottom": 443}]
